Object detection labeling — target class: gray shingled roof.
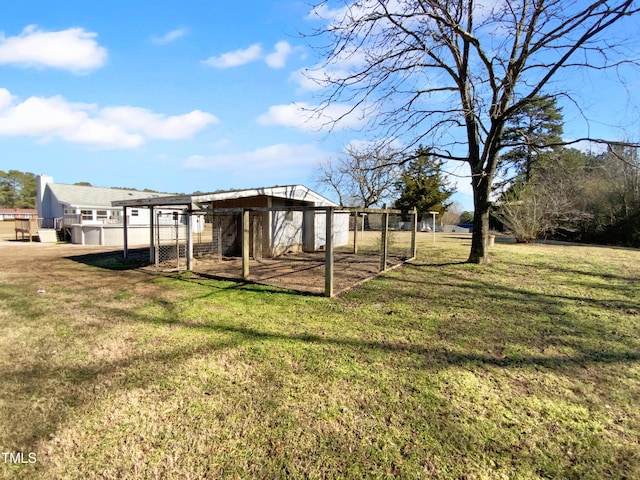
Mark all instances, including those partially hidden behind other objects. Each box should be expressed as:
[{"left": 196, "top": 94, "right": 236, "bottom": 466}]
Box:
[{"left": 49, "top": 183, "right": 173, "bottom": 209}]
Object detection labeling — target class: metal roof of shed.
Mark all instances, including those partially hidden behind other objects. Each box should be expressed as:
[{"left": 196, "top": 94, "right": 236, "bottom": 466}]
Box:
[{"left": 112, "top": 185, "right": 337, "bottom": 208}]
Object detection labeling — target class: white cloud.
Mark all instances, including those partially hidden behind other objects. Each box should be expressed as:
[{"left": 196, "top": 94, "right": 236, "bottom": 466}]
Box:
[
  {"left": 204, "top": 41, "right": 297, "bottom": 69},
  {"left": 100, "top": 106, "right": 217, "bottom": 140},
  {"left": 306, "top": 3, "right": 349, "bottom": 21},
  {"left": 64, "top": 118, "right": 143, "bottom": 149},
  {"left": 0, "top": 25, "right": 107, "bottom": 73},
  {"left": 151, "top": 28, "right": 188, "bottom": 46},
  {"left": 292, "top": 47, "right": 368, "bottom": 92},
  {"left": 265, "top": 41, "right": 293, "bottom": 68},
  {"left": 203, "top": 43, "right": 262, "bottom": 69},
  {"left": 258, "top": 102, "right": 367, "bottom": 132},
  {"left": 0, "top": 88, "right": 217, "bottom": 149},
  {"left": 184, "top": 143, "right": 327, "bottom": 173}
]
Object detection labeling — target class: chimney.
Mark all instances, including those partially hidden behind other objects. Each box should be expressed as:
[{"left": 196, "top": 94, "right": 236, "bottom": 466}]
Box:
[{"left": 36, "top": 174, "right": 53, "bottom": 219}]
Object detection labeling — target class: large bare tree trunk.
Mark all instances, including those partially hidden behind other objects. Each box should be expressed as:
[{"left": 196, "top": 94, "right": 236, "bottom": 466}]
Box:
[{"left": 468, "top": 173, "right": 491, "bottom": 264}]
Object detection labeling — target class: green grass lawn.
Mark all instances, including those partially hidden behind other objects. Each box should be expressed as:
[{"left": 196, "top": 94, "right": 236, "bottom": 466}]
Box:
[{"left": 1, "top": 235, "right": 639, "bottom": 479}]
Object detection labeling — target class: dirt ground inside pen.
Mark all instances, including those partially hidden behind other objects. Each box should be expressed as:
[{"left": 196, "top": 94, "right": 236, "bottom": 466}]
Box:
[
  {"left": 186, "top": 251, "right": 404, "bottom": 295},
  {"left": 152, "top": 228, "right": 415, "bottom": 295},
  {"left": 0, "top": 221, "right": 413, "bottom": 296}
]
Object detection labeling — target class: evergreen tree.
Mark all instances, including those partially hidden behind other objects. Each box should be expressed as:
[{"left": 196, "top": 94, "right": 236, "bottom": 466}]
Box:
[
  {"left": 0, "top": 170, "right": 37, "bottom": 208},
  {"left": 394, "top": 147, "right": 453, "bottom": 221},
  {"left": 498, "top": 95, "right": 564, "bottom": 186}
]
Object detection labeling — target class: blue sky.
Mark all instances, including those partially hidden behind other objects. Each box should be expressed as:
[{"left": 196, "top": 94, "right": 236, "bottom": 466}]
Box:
[{"left": 1, "top": 1, "right": 638, "bottom": 212}]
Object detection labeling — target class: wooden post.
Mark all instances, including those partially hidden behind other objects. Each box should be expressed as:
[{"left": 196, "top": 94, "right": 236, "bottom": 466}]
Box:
[
  {"left": 410, "top": 207, "right": 418, "bottom": 259},
  {"left": 242, "top": 209, "right": 250, "bottom": 280},
  {"left": 123, "top": 206, "right": 128, "bottom": 259},
  {"left": 353, "top": 210, "right": 358, "bottom": 254},
  {"left": 324, "top": 207, "right": 334, "bottom": 297},
  {"left": 174, "top": 211, "right": 179, "bottom": 270},
  {"left": 380, "top": 206, "right": 389, "bottom": 271},
  {"left": 155, "top": 211, "right": 160, "bottom": 267},
  {"left": 149, "top": 206, "right": 155, "bottom": 263},
  {"left": 216, "top": 214, "right": 222, "bottom": 262},
  {"left": 186, "top": 208, "right": 193, "bottom": 271}
]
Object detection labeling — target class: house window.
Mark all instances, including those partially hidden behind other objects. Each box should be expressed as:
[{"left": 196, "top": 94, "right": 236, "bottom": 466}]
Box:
[
  {"left": 96, "top": 210, "right": 108, "bottom": 221},
  {"left": 81, "top": 210, "right": 93, "bottom": 221},
  {"left": 131, "top": 209, "right": 139, "bottom": 217}
]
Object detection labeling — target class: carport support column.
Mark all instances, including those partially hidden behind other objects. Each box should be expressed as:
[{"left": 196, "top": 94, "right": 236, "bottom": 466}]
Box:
[
  {"left": 123, "top": 206, "right": 128, "bottom": 259},
  {"left": 242, "top": 209, "right": 250, "bottom": 280},
  {"left": 324, "top": 207, "right": 335, "bottom": 297}
]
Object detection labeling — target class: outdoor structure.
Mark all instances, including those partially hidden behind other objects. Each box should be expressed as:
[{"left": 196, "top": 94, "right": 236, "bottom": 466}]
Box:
[
  {"left": 114, "top": 187, "right": 417, "bottom": 297},
  {"left": 13, "top": 217, "right": 39, "bottom": 242},
  {"left": 36, "top": 174, "right": 177, "bottom": 245},
  {"left": 113, "top": 184, "right": 349, "bottom": 261}
]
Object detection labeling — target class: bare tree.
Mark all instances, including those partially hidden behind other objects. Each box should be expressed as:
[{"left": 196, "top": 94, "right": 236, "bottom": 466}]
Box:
[
  {"left": 604, "top": 144, "right": 640, "bottom": 216},
  {"left": 495, "top": 174, "right": 590, "bottom": 243},
  {"left": 495, "top": 147, "right": 593, "bottom": 241},
  {"left": 441, "top": 201, "right": 463, "bottom": 226},
  {"left": 315, "top": 143, "right": 402, "bottom": 207},
  {"left": 306, "top": 0, "right": 639, "bottom": 263}
]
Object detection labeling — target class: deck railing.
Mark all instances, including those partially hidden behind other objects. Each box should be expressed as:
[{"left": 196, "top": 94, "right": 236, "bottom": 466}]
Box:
[{"left": 62, "top": 214, "right": 81, "bottom": 227}]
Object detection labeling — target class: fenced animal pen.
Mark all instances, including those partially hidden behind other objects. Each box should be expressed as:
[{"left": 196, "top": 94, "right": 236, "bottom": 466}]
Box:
[{"left": 114, "top": 188, "right": 418, "bottom": 296}]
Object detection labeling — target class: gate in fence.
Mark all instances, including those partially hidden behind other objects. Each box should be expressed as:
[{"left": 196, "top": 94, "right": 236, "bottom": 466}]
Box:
[
  {"left": 192, "top": 211, "right": 265, "bottom": 262},
  {"left": 154, "top": 211, "right": 188, "bottom": 269}
]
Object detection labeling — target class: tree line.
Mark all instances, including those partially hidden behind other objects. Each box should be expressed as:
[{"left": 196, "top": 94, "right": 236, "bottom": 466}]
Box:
[
  {"left": 305, "top": 0, "right": 639, "bottom": 263},
  {"left": 316, "top": 93, "right": 640, "bottom": 248},
  {"left": 494, "top": 98, "right": 640, "bottom": 246},
  {"left": 0, "top": 171, "right": 37, "bottom": 209}
]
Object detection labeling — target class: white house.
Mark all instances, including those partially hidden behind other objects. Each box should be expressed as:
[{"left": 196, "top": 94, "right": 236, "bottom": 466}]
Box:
[{"left": 36, "top": 174, "right": 185, "bottom": 245}]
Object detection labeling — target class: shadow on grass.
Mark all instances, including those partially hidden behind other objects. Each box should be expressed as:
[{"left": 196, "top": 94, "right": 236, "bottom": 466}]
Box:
[
  {"left": 406, "top": 261, "right": 468, "bottom": 268},
  {"left": 4, "top": 271, "right": 640, "bottom": 469},
  {"left": 123, "top": 311, "right": 640, "bottom": 371},
  {"left": 399, "top": 261, "right": 640, "bottom": 312},
  {"left": 182, "top": 272, "right": 321, "bottom": 297},
  {"left": 65, "top": 248, "right": 150, "bottom": 271},
  {"left": 4, "top": 251, "right": 640, "bottom": 466}
]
